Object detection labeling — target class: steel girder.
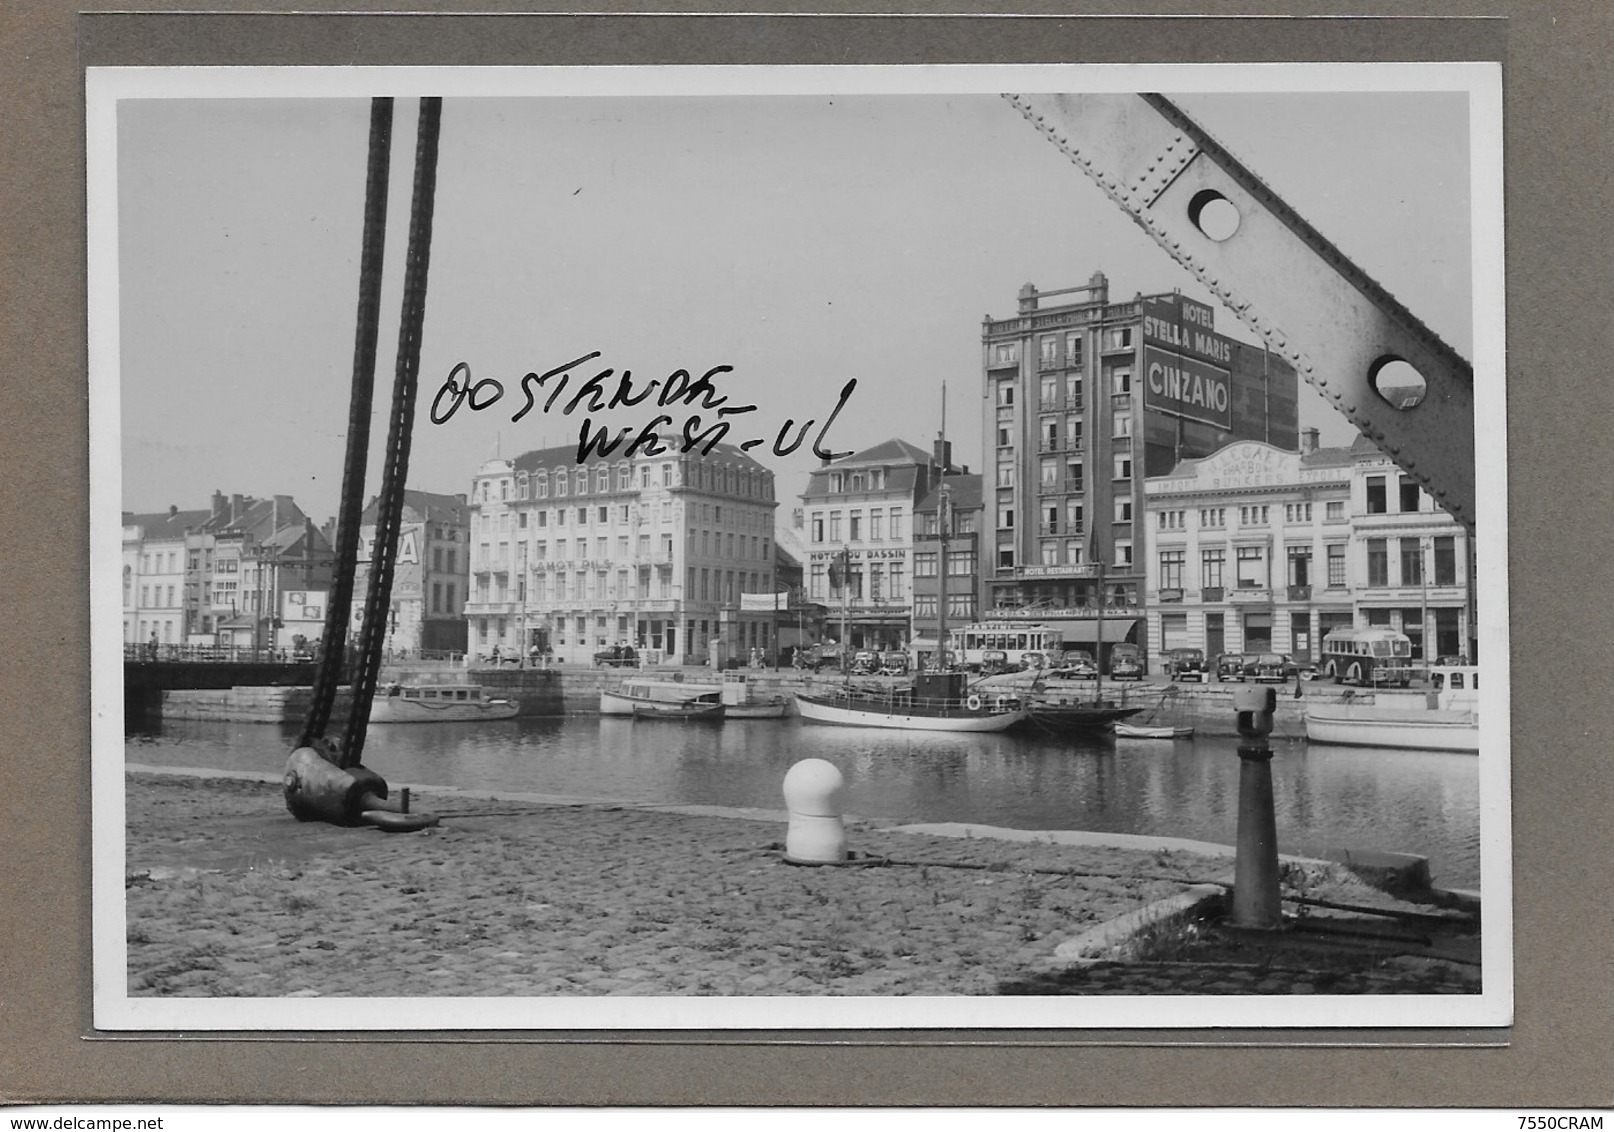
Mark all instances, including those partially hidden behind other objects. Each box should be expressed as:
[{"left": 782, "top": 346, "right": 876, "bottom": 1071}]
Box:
[{"left": 1005, "top": 93, "right": 1475, "bottom": 533}]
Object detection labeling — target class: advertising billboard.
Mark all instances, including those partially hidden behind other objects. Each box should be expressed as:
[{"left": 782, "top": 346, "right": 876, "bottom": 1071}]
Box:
[{"left": 1141, "top": 295, "right": 1234, "bottom": 429}]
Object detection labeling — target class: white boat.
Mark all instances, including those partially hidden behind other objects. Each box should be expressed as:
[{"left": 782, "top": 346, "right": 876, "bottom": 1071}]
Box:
[
  {"left": 1113, "top": 723, "right": 1195, "bottom": 740},
  {"left": 794, "top": 671, "right": 1027, "bottom": 733},
  {"left": 600, "top": 676, "right": 724, "bottom": 716},
  {"left": 1304, "top": 664, "right": 1480, "bottom": 753},
  {"left": 369, "top": 683, "right": 518, "bottom": 723}
]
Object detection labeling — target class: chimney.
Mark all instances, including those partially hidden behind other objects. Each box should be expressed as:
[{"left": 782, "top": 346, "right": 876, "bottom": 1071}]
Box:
[
  {"left": 230, "top": 493, "right": 244, "bottom": 522},
  {"left": 1301, "top": 427, "right": 1320, "bottom": 454},
  {"left": 168, "top": 504, "right": 178, "bottom": 518},
  {"left": 1089, "top": 271, "right": 1109, "bottom": 304},
  {"left": 211, "top": 490, "right": 226, "bottom": 518},
  {"left": 933, "top": 437, "right": 953, "bottom": 473},
  {"left": 1017, "top": 282, "right": 1039, "bottom": 314}
]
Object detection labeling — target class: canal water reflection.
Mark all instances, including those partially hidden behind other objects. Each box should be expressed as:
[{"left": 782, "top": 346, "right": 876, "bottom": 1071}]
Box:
[{"left": 125, "top": 716, "right": 1482, "bottom": 887}]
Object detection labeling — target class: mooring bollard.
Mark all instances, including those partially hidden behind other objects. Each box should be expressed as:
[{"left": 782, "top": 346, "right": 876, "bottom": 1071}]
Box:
[
  {"left": 1230, "top": 683, "right": 1283, "bottom": 929},
  {"left": 782, "top": 758, "right": 848, "bottom": 864}
]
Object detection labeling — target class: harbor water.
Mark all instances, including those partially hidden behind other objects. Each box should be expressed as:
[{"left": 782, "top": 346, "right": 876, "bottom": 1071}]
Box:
[{"left": 125, "top": 715, "right": 1483, "bottom": 888}]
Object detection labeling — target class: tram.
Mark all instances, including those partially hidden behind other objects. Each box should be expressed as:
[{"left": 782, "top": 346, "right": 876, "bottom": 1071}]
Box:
[{"left": 947, "top": 621, "right": 1061, "bottom": 672}]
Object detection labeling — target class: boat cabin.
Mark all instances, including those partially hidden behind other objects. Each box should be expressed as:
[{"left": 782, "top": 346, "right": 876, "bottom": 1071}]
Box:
[
  {"left": 387, "top": 684, "right": 488, "bottom": 702},
  {"left": 1426, "top": 665, "right": 1480, "bottom": 712}
]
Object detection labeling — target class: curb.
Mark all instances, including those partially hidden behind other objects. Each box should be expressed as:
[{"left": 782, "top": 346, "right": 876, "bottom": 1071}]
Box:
[{"left": 1049, "top": 883, "right": 1228, "bottom": 966}]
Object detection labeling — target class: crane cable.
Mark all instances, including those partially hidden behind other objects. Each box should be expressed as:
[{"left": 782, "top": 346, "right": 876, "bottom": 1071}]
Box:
[
  {"left": 339, "top": 97, "right": 444, "bottom": 770},
  {"left": 297, "top": 97, "right": 393, "bottom": 751}
]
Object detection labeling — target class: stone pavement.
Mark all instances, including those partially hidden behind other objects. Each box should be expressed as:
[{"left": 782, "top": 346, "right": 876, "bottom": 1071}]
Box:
[{"left": 123, "top": 770, "right": 1480, "bottom": 999}]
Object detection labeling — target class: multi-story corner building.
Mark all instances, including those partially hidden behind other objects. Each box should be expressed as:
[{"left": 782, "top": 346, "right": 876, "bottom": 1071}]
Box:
[
  {"left": 122, "top": 506, "right": 211, "bottom": 645},
  {"left": 911, "top": 471, "right": 985, "bottom": 654},
  {"left": 1142, "top": 433, "right": 1472, "bottom": 667},
  {"left": 979, "top": 273, "right": 1300, "bottom": 659},
  {"left": 349, "top": 490, "right": 471, "bottom": 657},
  {"left": 464, "top": 441, "right": 778, "bottom": 665},
  {"left": 799, "top": 438, "right": 951, "bottom": 653}
]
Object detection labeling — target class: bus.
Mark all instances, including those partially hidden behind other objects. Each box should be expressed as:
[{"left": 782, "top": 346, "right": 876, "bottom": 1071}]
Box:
[
  {"left": 1320, "top": 627, "right": 1413, "bottom": 687},
  {"left": 947, "top": 621, "right": 1062, "bottom": 673}
]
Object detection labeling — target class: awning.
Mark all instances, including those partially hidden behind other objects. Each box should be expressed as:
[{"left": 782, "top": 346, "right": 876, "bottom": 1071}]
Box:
[{"left": 1049, "top": 618, "right": 1140, "bottom": 644}]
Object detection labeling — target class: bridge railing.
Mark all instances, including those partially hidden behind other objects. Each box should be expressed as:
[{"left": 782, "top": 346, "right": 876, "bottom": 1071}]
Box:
[{"left": 124, "top": 642, "right": 315, "bottom": 665}]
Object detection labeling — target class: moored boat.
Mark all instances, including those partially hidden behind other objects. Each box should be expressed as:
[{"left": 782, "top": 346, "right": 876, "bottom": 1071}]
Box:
[
  {"left": 1023, "top": 698, "right": 1143, "bottom": 733},
  {"left": 794, "top": 671, "right": 1027, "bottom": 733},
  {"left": 630, "top": 700, "right": 726, "bottom": 722},
  {"left": 1303, "top": 664, "right": 1480, "bottom": 753},
  {"left": 725, "top": 699, "right": 790, "bottom": 719},
  {"left": 600, "top": 676, "right": 723, "bottom": 716},
  {"left": 370, "top": 683, "right": 518, "bottom": 723}
]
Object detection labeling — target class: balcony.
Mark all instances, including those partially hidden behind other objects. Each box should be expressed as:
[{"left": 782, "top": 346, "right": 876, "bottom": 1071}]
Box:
[
  {"left": 1201, "top": 586, "right": 1225, "bottom": 602},
  {"left": 1064, "top": 396, "right": 1084, "bottom": 410},
  {"left": 1229, "top": 586, "right": 1271, "bottom": 603},
  {"left": 1158, "top": 588, "right": 1184, "bottom": 603},
  {"left": 1287, "top": 584, "right": 1313, "bottom": 602}
]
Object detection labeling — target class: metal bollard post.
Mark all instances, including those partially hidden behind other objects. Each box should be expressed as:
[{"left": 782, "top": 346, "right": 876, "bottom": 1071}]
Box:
[
  {"left": 1230, "top": 684, "right": 1283, "bottom": 929},
  {"left": 782, "top": 758, "right": 848, "bottom": 864}
]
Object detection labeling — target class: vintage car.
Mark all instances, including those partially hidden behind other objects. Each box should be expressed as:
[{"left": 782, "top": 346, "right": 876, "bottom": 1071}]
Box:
[
  {"left": 878, "top": 650, "right": 911, "bottom": 676},
  {"left": 1019, "top": 651, "right": 1048, "bottom": 671},
  {"left": 1051, "top": 650, "right": 1098, "bottom": 679},
  {"left": 850, "top": 649, "right": 879, "bottom": 675},
  {"left": 593, "top": 644, "right": 640, "bottom": 668},
  {"left": 1108, "top": 644, "right": 1145, "bottom": 680},
  {"left": 1247, "top": 653, "right": 1301, "bottom": 683},
  {"left": 1216, "top": 652, "right": 1253, "bottom": 682},
  {"left": 978, "top": 649, "right": 1012, "bottom": 676},
  {"left": 1163, "top": 647, "right": 1208, "bottom": 682}
]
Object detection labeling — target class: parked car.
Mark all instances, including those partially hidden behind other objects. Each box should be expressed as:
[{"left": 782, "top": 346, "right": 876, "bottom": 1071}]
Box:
[
  {"left": 978, "top": 649, "right": 1012, "bottom": 675},
  {"left": 1163, "top": 647, "right": 1208, "bottom": 682},
  {"left": 1052, "top": 651, "right": 1098, "bottom": 679},
  {"left": 1109, "top": 644, "right": 1145, "bottom": 680},
  {"left": 850, "top": 649, "right": 879, "bottom": 675},
  {"left": 878, "top": 650, "right": 910, "bottom": 676},
  {"left": 1216, "top": 652, "right": 1252, "bottom": 682},
  {"left": 1247, "top": 653, "right": 1300, "bottom": 683},
  {"left": 1019, "top": 651, "right": 1047, "bottom": 671},
  {"left": 593, "top": 644, "right": 639, "bottom": 668}
]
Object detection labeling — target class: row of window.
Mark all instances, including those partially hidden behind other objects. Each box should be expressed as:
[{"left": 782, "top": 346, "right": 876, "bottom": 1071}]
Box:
[
  {"left": 1157, "top": 501, "right": 1346, "bottom": 531},
  {"left": 807, "top": 507, "right": 905, "bottom": 544},
  {"left": 1158, "top": 536, "right": 1459, "bottom": 590},
  {"left": 807, "top": 561, "right": 908, "bottom": 603},
  {"left": 480, "top": 460, "right": 772, "bottom": 504}
]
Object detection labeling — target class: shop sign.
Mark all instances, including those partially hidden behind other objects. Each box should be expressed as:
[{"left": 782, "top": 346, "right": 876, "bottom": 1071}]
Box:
[{"left": 1143, "top": 346, "right": 1232, "bottom": 430}]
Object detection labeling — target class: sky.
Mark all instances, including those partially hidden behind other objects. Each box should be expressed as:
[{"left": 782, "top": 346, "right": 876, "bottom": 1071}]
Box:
[{"left": 113, "top": 78, "right": 1474, "bottom": 526}]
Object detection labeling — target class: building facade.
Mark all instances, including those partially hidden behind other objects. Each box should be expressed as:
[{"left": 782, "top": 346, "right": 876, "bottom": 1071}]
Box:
[
  {"left": 979, "top": 273, "right": 1300, "bottom": 660},
  {"left": 1142, "top": 435, "right": 1471, "bottom": 667},
  {"left": 799, "top": 438, "right": 947, "bottom": 653},
  {"left": 123, "top": 507, "right": 211, "bottom": 645},
  {"left": 350, "top": 490, "right": 471, "bottom": 657},
  {"left": 463, "top": 441, "right": 779, "bottom": 665},
  {"left": 911, "top": 471, "right": 985, "bottom": 653}
]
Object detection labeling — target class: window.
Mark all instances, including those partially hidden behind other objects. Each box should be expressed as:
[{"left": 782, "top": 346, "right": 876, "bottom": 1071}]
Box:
[
  {"left": 996, "top": 461, "right": 1016, "bottom": 488},
  {"left": 811, "top": 513, "right": 824, "bottom": 542},
  {"left": 1433, "top": 536, "right": 1457, "bottom": 585},
  {"left": 1400, "top": 538, "right": 1424, "bottom": 585},
  {"left": 1202, "top": 549, "right": 1225, "bottom": 589},
  {"left": 948, "top": 594, "right": 975, "bottom": 620},
  {"left": 662, "top": 463, "right": 673, "bottom": 486},
  {"left": 869, "top": 509, "right": 883, "bottom": 540},
  {"left": 1044, "top": 505, "right": 1059, "bottom": 532},
  {"left": 913, "top": 552, "right": 938, "bottom": 578},
  {"left": 1399, "top": 476, "right": 1421, "bottom": 512},
  {"left": 1041, "top": 539, "right": 1058, "bottom": 565},
  {"left": 617, "top": 465, "right": 631, "bottom": 490},
  {"left": 1040, "top": 335, "right": 1058, "bottom": 369},
  {"left": 1114, "top": 540, "right": 1132, "bottom": 567},
  {"left": 577, "top": 508, "right": 588, "bottom": 526},
  {"left": 809, "top": 564, "right": 825, "bottom": 599},
  {"left": 1114, "top": 455, "right": 1132, "bottom": 480},
  {"left": 1236, "top": 546, "right": 1265, "bottom": 588},
  {"left": 997, "top": 380, "right": 1016, "bottom": 406},
  {"left": 555, "top": 472, "right": 568, "bottom": 497},
  {"left": 1366, "top": 539, "right": 1389, "bottom": 586},
  {"left": 1366, "top": 475, "right": 1386, "bottom": 514},
  {"left": 1287, "top": 546, "right": 1312, "bottom": 587},
  {"left": 913, "top": 595, "right": 938, "bottom": 620},
  {"left": 947, "top": 550, "right": 972, "bottom": 576},
  {"left": 849, "top": 512, "right": 862, "bottom": 542},
  {"left": 1160, "top": 550, "right": 1185, "bottom": 589},
  {"left": 1104, "top": 326, "right": 1133, "bottom": 351},
  {"left": 1113, "top": 412, "right": 1132, "bottom": 438},
  {"left": 1325, "top": 500, "right": 1344, "bottom": 522},
  {"left": 828, "top": 511, "right": 842, "bottom": 542},
  {"left": 1064, "top": 460, "right": 1083, "bottom": 493},
  {"left": 1112, "top": 366, "right": 1132, "bottom": 393},
  {"left": 997, "top": 425, "right": 1013, "bottom": 448},
  {"left": 1040, "top": 376, "right": 1058, "bottom": 404},
  {"left": 998, "top": 506, "right": 1015, "bottom": 530},
  {"left": 890, "top": 508, "right": 903, "bottom": 539},
  {"left": 1066, "top": 376, "right": 1083, "bottom": 406},
  {"left": 1040, "top": 458, "right": 1058, "bottom": 488},
  {"left": 889, "top": 562, "right": 905, "bottom": 601},
  {"left": 998, "top": 547, "right": 1015, "bottom": 570},
  {"left": 1284, "top": 503, "right": 1312, "bottom": 523},
  {"left": 1065, "top": 500, "right": 1084, "bottom": 534},
  {"left": 1325, "top": 544, "right": 1346, "bottom": 587},
  {"left": 1114, "top": 497, "right": 1132, "bottom": 523},
  {"left": 1064, "top": 332, "right": 1083, "bottom": 369}
]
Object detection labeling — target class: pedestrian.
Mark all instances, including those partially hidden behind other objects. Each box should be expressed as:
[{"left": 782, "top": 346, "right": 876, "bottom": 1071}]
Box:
[
  {"left": 491, "top": 644, "right": 501, "bottom": 665},
  {"left": 146, "top": 632, "right": 159, "bottom": 661}
]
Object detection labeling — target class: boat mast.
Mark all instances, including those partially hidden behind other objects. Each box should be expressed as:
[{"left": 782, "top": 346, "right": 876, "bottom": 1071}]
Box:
[
  {"left": 936, "top": 482, "right": 951, "bottom": 673},
  {"left": 1094, "top": 550, "right": 1105, "bottom": 706}
]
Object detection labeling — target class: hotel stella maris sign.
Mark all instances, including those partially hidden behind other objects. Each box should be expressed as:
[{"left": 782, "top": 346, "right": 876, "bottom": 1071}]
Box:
[
  {"left": 1146, "top": 441, "right": 1351, "bottom": 495},
  {"left": 1140, "top": 294, "right": 1234, "bottom": 430}
]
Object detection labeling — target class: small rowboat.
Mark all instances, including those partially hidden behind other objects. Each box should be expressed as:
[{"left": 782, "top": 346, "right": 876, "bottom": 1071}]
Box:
[
  {"left": 725, "top": 697, "right": 790, "bottom": 719},
  {"left": 1113, "top": 723, "right": 1195, "bottom": 740},
  {"left": 631, "top": 700, "right": 726, "bottom": 722}
]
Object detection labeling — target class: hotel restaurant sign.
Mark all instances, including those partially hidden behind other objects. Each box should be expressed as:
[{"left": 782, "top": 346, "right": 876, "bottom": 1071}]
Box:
[
  {"left": 1141, "top": 294, "right": 1234, "bottom": 430},
  {"left": 1146, "top": 441, "right": 1352, "bottom": 495}
]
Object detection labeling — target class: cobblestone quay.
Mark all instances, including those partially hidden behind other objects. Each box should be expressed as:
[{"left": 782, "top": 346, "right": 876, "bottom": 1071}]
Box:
[{"left": 125, "top": 771, "right": 1478, "bottom": 998}]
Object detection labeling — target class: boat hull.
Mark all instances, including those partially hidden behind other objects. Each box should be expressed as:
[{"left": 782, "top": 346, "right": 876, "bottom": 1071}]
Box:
[
  {"left": 1024, "top": 704, "right": 1142, "bottom": 732},
  {"left": 1304, "top": 708, "right": 1478, "bottom": 753},
  {"left": 1114, "top": 723, "right": 1194, "bottom": 740},
  {"left": 630, "top": 702, "right": 726, "bottom": 722},
  {"left": 600, "top": 683, "right": 721, "bottom": 715},
  {"left": 369, "top": 699, "right": 518, "bottom": 723},
  {"left": 725, "top": 699, "right": 790, "bottom": 719},
  {"left": 794, "top": 693, "right": 1025, "bottom": 732}
]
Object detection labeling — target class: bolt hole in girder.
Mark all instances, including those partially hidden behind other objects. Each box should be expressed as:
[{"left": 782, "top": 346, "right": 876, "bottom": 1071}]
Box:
[
  {"left": 1187, "top": 188, "right": 1241, "bottom": 241},
  {"left": 1369, "top": 357, "right": 1428, "bottom": 410}
]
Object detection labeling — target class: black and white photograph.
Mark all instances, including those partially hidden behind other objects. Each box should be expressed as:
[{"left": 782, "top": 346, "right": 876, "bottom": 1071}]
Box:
[{"left": 90, "top": 62, "right": 1508, "bottom": 1032}]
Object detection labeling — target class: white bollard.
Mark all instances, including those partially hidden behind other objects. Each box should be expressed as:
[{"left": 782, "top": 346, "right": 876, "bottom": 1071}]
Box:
[{"left": 782, "top": 758, "right": 848, "bottom": 864}]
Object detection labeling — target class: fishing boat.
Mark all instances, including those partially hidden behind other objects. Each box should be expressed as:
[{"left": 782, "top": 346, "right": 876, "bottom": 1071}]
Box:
[
  {"left": 719, "top": 672, "right": 791, "bottom": 719},
  {"left": 1114, "top": 723, "right": 1195, "bottom": 740},
  {"left": 631, "top": 700, "right": 726, "bottom": 722},
  {"left": 369, "top": 683, "right": 518, "bottom": 723},
  {"left": 794, "top": 670, "right": 1027, "bottom": 732},
  {"left": 1304, "top": 664, "right": 1480, "bottom": 753},
  {"left": 1022, "top": 696, "right": 1142, "bottom": 733},
  {"left": 600, "top": 676, "right": 724, "bottom": 716}
]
